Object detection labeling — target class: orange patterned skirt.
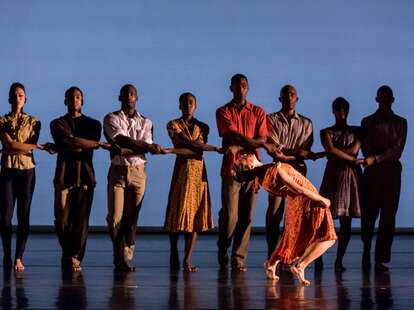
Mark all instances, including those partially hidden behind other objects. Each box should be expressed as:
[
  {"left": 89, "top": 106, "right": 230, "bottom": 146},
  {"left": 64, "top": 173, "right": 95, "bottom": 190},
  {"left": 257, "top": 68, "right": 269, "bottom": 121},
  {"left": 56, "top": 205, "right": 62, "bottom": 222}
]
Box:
[{"left": 260, "top": 163, "right": 337, "bottom": 264}]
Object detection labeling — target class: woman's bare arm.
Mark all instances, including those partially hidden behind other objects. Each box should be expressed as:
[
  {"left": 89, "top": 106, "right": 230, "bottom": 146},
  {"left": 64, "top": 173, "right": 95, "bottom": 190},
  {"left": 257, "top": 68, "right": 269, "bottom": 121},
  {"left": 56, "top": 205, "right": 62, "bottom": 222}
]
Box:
[
  {"left": 164, "top": 148, "right": 198, "bottom": 155},
  {"left": 321, "top": 130, "right": 357, "bottom": 163},
  {"left": 172, "top": 132, "right": 221, "bottom": 153},
  {"left": 0, "top": 131, "right": 38, "bottom": 153},
  {"left": 343, "top": 139, "right": 361, "bottom": 157},
  {"left": 277, "top": 165, "right": 330, "bottom": 208}
]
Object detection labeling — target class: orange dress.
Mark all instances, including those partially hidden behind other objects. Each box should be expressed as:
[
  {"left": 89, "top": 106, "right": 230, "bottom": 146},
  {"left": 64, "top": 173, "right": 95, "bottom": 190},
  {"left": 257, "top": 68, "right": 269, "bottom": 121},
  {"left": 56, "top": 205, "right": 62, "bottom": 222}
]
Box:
[{"left": 260, "top": 163, "right": 337, "bottom": 264}]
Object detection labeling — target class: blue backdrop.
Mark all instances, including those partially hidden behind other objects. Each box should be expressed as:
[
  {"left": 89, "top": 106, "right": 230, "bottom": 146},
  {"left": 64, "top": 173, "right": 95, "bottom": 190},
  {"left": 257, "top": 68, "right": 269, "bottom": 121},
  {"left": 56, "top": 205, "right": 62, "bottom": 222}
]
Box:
[{"left": 0, "top": 0, "right": 412, "bottom": 227}]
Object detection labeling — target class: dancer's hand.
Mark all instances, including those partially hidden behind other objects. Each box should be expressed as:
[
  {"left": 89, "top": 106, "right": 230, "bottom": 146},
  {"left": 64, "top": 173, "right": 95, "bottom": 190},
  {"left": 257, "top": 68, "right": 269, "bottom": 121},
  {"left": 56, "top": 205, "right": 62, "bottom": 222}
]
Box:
[
  {"left": 159, "top": 147, "right": 168, "bottom": 154},
  {"left": 363, "top": 156, "right": 376, "bottom": 167},
  {"left": 296, "top": 149, "right": 312, "bottom": 159},
  {"left": 99, "top": 142, "right": 112, "bottom": 150},
  {"left": 263, "top": 143, "right": 277, "bottom": 155},
  {"left": 148, "top": 143, "right": 163, "bottom": 154},
  {"left": 312, "top": 152, "right": 327, "bottom": 160},
  {"left": 226, "top": 145, "right": 242, "bottom": 155},
  {"left": 354, "top": 158, "right": 365, "bottom": 166},
  {"left": 215, "top": 147, "right": 225, "bottom": 154},
  {"left": 163, "top": 147, "right": 173, "bottom": 154},
  {"left": 40, "top": 143, "right": 56, "bottom": 154},
  {"left": 320, "top": 197, "right": 331, "bottom": 209}
]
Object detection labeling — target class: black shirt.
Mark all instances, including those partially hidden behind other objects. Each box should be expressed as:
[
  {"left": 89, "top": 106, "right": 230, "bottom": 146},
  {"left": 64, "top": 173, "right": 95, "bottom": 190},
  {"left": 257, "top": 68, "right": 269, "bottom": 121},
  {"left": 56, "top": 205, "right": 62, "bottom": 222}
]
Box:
[{"left": 50, "top": 114, "right": 101, "bottom": 187}]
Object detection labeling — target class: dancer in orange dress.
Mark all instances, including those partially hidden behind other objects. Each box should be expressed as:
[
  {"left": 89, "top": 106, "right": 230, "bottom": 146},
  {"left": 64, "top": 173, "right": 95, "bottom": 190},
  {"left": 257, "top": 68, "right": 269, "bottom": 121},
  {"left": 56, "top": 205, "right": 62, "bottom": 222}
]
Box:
[{"left": 234, "top": 153, "right": 336, "bottom": 285}]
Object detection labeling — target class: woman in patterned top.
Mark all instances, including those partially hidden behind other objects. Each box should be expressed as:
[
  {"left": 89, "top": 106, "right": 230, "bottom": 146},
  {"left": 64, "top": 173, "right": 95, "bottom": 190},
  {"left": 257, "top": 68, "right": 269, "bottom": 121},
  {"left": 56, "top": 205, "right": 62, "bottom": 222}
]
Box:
[
  {"left": 0, "top": 82, "right": 48, "bottom": 271},
  {"left": 164, "top": 92, "right": 222, "bottom": 272}
]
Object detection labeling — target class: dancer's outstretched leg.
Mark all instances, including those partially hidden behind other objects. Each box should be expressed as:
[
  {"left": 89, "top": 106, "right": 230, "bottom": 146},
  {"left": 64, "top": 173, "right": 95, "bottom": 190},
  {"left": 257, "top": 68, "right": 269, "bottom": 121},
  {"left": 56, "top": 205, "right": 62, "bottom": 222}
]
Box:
[{"left": 292, "top": 240, "right": 335, "bottom": 285}]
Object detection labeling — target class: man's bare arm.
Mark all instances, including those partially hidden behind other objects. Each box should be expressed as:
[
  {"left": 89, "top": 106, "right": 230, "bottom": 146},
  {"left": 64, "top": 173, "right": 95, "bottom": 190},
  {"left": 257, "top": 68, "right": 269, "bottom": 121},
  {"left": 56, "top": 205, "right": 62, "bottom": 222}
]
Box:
[
  {"left": 114, "top": 135, "right": 163, "bottom": 154},
  {"left": 223, "top": 131, "right": 266, "bottom": 149},
  {"left": 172, "top": 133, "right": 221, "bottom": 153}
]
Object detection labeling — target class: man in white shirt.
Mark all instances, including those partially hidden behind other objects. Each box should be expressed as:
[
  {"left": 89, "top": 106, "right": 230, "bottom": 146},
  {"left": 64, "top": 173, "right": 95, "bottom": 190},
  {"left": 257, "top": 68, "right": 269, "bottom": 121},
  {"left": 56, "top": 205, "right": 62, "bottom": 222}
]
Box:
[{"left": 103, "top": 84, "right": 163, "bottom": 271}]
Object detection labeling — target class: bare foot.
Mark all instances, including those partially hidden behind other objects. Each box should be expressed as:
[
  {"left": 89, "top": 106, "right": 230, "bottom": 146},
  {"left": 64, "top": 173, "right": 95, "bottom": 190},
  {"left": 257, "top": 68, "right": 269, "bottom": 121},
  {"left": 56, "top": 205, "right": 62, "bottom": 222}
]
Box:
[
  {"left": 264, "top": 260, "right": 279, "bottom": 281},
  {"left": 183, "top": 264, "right": 198, "bottom": 272},
  {"left": 14, "top": 259, "right": 25, "bottom": 272},
  {"left": 71, "top": 257, "right": 82, "bottom": 272},
  {"left": 290, "top": 264, "right": 310, "bottom": 286}
]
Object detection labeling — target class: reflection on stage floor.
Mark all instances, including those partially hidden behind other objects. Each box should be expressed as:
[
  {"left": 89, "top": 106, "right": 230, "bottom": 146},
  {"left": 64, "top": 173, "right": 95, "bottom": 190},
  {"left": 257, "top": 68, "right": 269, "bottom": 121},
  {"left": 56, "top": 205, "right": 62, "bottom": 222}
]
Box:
[{"left": 0, "top": 234, "right": 413, "bottom": 309}]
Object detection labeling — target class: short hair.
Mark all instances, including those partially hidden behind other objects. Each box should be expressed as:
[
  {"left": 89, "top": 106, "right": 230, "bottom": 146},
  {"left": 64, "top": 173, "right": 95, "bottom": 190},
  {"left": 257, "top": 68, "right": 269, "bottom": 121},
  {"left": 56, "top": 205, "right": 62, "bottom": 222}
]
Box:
[
  {"left": 179, "top": 92, "right": 196, "bottom": 106},
  {"left": 64, "top": 86, "right": 84, "bottom": 105},
  {"left": 119, "top": 84, "right": 137, "bottom": 96},
  {"left": 65, "top": 86, "right": 83, "bottom": 99},
  {"left": 279, "top": 84, "right": 296, "bottom": 96},
  {"left": 332, "top": 97, "right": 350, "bottom": 111},
  {"left": 9, "top": 82, "right": 26, "bottom": 99},
  {"left": 377, "top": 85, "right": 393, "bottom": 97},
  {"left": 231, "top": 73, "right": 248, "bottom": 86}
]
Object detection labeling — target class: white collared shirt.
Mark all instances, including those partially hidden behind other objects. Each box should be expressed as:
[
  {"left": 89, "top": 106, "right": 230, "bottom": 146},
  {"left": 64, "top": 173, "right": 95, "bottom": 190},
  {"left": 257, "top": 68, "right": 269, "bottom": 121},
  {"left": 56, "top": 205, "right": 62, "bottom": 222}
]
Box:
[{"left": 103, "top": 110, "right": 153, "bottom": 166}]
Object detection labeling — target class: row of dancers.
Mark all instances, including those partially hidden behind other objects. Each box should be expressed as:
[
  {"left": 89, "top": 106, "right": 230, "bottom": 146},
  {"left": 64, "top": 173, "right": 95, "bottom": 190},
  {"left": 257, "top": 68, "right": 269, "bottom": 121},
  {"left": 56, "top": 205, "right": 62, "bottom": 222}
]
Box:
[{"left": 0, "top": 75, "right": 406, "bottom": 286}]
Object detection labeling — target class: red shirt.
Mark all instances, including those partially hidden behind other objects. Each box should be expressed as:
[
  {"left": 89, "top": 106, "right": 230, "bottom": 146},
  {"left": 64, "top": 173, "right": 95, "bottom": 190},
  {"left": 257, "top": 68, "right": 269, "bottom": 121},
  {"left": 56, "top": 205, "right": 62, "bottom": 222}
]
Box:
[{"left": 216, "top": 100, "right": 267, "bottom": 177}]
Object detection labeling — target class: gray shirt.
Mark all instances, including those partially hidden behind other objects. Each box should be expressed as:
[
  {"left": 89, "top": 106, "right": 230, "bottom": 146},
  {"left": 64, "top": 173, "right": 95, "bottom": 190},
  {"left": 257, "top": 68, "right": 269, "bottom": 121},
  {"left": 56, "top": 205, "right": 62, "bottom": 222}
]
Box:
[{"left": 266, "top": 111, "right": 313, "bottom": 152}]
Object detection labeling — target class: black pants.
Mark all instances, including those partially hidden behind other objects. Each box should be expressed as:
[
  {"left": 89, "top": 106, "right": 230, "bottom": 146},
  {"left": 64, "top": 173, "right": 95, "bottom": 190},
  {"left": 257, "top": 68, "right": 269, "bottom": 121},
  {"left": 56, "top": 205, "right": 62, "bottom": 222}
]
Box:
[
  {"left": 54, "top": 185, "right": 94, "bottom": 264},
  {"left": 361, "top": 162, "right": 402, "bottom": 263},
  {"left": 0, "top": 168, "right": 35, "bottom": 260}
]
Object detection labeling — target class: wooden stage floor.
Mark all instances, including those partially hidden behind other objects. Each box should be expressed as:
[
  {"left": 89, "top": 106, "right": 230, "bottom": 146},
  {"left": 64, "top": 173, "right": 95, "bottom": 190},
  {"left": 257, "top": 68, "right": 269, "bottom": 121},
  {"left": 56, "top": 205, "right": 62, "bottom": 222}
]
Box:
[{"left": 1, "top": 234, "right": 413, "bottom": 309}]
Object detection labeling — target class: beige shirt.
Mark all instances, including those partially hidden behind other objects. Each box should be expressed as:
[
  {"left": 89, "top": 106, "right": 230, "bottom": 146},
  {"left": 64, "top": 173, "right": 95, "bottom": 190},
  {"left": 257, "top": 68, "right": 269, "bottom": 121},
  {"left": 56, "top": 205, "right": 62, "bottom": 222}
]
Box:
[
  {"left": 0, "top": 112, "right": 40, "bottom": 169},
  {"left": 103, "top": 110, "right": 153, "bottom": 166},
  {"left": 266, "top": 111, "right": 313, "bottom": 151}
]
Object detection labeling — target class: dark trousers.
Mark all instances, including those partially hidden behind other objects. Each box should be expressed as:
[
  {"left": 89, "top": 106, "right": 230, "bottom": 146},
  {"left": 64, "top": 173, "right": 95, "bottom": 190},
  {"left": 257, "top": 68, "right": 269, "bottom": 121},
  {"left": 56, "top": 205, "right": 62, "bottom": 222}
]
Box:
[
  {"left": 217, "top": 177, "right": 257, "bottom": 268},
  {"left": 0, "top": 168, "right": 35, "bottom": 260},
  {"left": 265, "top": 164, "right": 306, "bottom": 258},
  {"left": 361, "top": 162, "right": 402, "bottom": 263},
  {"left": 54, "top": 185, "right": 94, "bottom": 264}
]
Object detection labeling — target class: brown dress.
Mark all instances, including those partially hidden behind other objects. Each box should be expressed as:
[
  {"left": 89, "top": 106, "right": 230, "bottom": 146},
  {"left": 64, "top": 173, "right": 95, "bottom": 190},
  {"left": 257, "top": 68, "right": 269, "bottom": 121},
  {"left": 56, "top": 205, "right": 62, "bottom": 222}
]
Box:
[
  {"left": 164, "top": 118, "right": 214, "bottom": 232},
  {"left": 319, "top": 126, "right": 362, "bottom": 218},
  {"left": 260, "top": 163, "right": 337, "bottom": 264}
]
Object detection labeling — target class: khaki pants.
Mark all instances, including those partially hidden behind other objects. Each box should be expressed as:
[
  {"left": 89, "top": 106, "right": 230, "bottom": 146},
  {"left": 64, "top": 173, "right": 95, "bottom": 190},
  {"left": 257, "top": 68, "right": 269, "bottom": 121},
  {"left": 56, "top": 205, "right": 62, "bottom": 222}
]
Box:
[
  {"left": 107, "top": 164, "right": 146, "bottom": 267},
  {"left": 217, "top": 176, "right": 257, "bottom": 268},
  {"left": 54, "top": 184, "right": 94, "bottom": 264}
]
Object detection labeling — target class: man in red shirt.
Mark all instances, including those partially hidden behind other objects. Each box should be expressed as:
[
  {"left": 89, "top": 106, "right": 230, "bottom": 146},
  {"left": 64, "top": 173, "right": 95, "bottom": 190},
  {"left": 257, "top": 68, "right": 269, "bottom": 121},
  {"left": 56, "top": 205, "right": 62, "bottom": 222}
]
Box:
[{"left": 216, "top": 74, "right": 268, "bottom": 271}]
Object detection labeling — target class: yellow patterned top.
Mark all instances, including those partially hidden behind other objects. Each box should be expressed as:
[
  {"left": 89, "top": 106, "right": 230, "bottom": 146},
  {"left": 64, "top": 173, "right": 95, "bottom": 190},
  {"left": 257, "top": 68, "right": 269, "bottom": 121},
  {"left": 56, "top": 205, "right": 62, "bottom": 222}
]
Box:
[{"left": 0, "top": 112, "right": 41, "bottom": 169}]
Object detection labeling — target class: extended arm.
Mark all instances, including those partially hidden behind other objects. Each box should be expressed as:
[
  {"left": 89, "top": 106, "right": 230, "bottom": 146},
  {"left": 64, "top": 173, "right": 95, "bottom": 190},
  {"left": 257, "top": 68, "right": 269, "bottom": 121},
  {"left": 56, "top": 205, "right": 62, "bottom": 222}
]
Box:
[
  {"left": 277, "top": 166, "right": 330, "bottom": 208},
  {"left": 65, "top": 136, "right": 101, "bottom": 149},
  {"left": 113, "top": 135, "right": 162, "bottom": 154},
  {"left": 172, "top": 132, "right": 221, "bottom": 153},
  {"left": 223, "top": 131, "right": 266, "bottom": 149}
]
